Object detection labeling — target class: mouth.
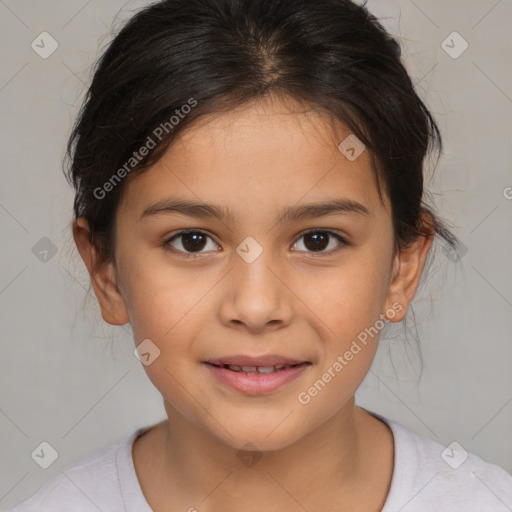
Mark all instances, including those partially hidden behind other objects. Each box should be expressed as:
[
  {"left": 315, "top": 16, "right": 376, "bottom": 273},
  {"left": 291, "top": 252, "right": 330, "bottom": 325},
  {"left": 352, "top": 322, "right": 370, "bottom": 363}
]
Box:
[
  {"left": 205, "top": 362, "right": 309, "bottom": 374},
  {"left": 205, "top": 354, "right": 310, "bottom": 366},
  {"left": 202, "top": 356, "right": 312, "bottom": 394}
]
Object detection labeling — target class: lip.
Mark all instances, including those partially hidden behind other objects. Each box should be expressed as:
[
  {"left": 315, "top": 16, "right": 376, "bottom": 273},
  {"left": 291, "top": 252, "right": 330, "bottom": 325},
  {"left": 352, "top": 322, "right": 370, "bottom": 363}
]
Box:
[
  {"left": 205, "top": 354, "right": 309, "bottom": 367},
  {"left": 203, "top": 359, "right": 311, "bottom": 395}
]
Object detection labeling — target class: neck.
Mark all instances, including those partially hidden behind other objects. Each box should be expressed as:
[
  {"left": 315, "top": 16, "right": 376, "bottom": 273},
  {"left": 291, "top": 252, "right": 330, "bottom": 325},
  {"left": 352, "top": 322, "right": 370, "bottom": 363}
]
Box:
[{"left": 143, "top": 398, "right": 385, "bottom": 511}]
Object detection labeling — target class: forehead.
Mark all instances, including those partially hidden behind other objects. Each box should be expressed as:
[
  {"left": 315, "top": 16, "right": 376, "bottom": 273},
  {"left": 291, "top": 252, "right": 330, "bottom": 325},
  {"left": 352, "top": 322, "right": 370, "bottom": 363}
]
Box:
[{"left": 120, "top": 96, "right": 388, "bottom": 219}]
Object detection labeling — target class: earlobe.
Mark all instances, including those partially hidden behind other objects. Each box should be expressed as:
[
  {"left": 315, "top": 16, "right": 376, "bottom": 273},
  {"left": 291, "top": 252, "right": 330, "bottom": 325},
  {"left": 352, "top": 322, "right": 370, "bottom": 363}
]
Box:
[
  {"left": 72, "top": 218, "right": 130, "bottom": 326},
  {"left": 384, "top": 227, "right": 434, "bottom": 323}
]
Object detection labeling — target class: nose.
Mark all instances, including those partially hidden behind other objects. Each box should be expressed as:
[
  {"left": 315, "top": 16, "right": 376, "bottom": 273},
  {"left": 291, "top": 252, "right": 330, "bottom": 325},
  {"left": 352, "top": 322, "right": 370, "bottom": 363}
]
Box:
[{"left": 217, "top": 252, "right": 294, "bottom": 334}]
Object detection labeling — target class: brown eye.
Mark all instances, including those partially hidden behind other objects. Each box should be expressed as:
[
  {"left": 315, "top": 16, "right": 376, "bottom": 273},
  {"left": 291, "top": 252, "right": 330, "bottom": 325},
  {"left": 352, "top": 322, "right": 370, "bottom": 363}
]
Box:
[
  {"left": 182, "top": 232, "right": 207, "bottom": 251},
  {"left": 292, "top": 230, "right": 347, "bottom": 254},
  {"left": 165, "top": 230, "right": 219, "bottom": 254},
  {"left": 303, "top": 232, "right": 329, "bottom": 251}
]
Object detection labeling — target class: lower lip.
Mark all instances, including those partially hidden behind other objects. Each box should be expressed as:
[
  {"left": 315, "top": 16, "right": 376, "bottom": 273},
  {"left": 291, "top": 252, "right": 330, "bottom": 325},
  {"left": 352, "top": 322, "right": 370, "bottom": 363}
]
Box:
[{"left": 203, "top": 363, "right": 310, "bottom": 394}]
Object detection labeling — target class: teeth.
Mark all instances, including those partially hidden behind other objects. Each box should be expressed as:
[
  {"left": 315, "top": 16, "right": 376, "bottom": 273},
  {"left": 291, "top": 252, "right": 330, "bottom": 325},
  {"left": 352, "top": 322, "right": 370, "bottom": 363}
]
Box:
[
  {"left": 257, "top": 366, "right": 276, "bottom": 373},
  {"left": 222, "top": 364, "right": 297, "bottom": 373}
]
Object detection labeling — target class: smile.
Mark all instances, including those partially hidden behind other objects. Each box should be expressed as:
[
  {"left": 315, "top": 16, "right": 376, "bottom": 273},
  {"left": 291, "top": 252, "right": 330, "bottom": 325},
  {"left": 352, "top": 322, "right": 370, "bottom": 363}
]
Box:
[
  {"left": 209, "top": 363, "right": 302, "bottom": 374},
  {"left": 203, "top": 361, "right": 311, "bottom": 394}
]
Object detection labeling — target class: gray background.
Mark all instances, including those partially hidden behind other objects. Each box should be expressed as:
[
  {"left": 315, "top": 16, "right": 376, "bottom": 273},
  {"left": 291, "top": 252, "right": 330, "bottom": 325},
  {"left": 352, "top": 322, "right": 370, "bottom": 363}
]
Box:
[{"left": 1, "top": 0, "right": 511, "bottom": 509}]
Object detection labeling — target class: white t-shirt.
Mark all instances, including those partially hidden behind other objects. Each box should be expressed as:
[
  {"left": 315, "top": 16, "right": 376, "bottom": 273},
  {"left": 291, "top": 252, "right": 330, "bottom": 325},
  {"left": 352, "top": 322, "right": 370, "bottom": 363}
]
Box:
[{"left": 8, "top": 412, "right": 512, "bottom": 511}]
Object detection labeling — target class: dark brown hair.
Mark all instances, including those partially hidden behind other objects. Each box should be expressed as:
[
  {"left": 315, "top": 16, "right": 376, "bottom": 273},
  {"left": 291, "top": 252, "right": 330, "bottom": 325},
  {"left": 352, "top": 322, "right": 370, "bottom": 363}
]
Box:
[{"left": 64, "top": 0, "right": 457, "bottom": 265}]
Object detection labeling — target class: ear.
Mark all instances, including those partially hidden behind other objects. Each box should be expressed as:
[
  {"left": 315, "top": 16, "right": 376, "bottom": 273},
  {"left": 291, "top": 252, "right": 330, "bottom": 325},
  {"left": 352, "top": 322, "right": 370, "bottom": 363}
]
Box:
[
  {"left": 72, "top": 217, "right": 130, "bottom": 326},
  {"left": 384, "top": 213, "right": 434, "bottom": 323}
]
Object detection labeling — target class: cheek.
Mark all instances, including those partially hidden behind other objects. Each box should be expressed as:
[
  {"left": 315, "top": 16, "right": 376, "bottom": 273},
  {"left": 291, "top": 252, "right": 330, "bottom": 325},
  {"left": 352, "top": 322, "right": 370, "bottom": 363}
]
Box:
[
  {"left": 120, "top": 252, "right": 206, "bottom": 341},
  {"left": 304, "top": 254, "right": 390, "bottom": 342},
  {"left": 125, "top": 276, "right": 207, "bottom": 412},
  {"left": 295, "top": 252, "right": 392, "bottom": 409},
  {"left": 295, "top": 269, "right": 388, "bottom": 421}
]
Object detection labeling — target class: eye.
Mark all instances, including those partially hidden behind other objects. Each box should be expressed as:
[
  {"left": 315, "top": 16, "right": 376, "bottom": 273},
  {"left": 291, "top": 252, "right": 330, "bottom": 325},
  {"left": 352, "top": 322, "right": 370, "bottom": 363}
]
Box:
[
  {"left": 163, "top": 229, "right": 349, "bottom": 257},
  {"left": 164, "top": 230, "right": 219, "bottom": 255},
  {"left": 291, "top": 230, "right": 348, "bottom": 254}
]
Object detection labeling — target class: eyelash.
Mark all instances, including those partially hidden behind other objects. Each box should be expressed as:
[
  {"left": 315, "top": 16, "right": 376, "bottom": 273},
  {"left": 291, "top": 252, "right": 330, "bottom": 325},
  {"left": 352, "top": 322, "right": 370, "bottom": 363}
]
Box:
[{"left": 162, "top": 228, "right": 349, "bottom": 258}]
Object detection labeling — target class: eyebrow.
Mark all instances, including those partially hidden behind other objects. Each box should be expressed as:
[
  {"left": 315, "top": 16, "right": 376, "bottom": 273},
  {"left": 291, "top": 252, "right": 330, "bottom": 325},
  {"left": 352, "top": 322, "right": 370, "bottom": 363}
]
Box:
[{"left": 139, "top": 197, "right": 371, "bottom": 223}]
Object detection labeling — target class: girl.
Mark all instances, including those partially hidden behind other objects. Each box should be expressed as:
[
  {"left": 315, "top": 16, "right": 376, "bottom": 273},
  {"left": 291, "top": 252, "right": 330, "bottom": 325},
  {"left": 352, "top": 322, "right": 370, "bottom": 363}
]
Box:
[{"left": 10, "top": 0, "right": 512, "bottom": 510}]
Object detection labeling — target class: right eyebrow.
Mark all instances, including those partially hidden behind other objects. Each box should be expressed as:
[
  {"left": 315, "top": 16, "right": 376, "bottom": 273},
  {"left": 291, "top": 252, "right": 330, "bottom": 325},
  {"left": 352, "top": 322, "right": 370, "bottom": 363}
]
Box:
[{"left": 139, "top": 198, "right": 233, "bottom": 223}]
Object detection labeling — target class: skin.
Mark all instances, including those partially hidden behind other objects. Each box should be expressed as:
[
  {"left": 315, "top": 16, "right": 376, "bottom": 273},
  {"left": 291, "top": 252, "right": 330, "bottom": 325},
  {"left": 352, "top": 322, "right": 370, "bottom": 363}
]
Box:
[{"left": 73, "top": 95, "right": 433, "bottom": 512}]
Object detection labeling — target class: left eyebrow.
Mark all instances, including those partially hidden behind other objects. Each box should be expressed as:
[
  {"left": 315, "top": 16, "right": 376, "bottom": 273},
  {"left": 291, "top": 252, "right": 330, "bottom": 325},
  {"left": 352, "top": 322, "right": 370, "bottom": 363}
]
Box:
[
  {"left": 138, "top": 197, "right": 371, "bottom": 222},
  {"left": 277, "top": 198, "right": 371, "bottom": 222}
]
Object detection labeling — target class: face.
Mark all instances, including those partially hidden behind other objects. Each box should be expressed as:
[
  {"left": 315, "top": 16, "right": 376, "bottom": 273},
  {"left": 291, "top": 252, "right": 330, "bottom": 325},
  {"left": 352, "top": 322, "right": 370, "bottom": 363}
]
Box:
[{"left": 83, "top": 96, "right": 421, "bottom": 451}]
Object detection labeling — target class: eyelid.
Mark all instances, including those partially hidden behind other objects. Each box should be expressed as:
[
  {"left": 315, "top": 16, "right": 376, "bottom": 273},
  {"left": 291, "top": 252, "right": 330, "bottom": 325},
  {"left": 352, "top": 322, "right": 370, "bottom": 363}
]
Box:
[
  {"left": 163, "top": 228, "right": 349, "bottom": 256},
  {"left": 164, "top": 229, "right": 220, "bottom": 257},
  {"left": 291, "top": 228, "right": 349, "bottom": 255}
]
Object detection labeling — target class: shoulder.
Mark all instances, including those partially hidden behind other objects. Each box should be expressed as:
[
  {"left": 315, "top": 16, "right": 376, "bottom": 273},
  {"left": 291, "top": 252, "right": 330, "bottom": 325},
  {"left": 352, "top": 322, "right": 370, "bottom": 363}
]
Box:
[
  {"left": 376, "top": 412, "right": 512, "bottom": 511},
  {"left": 8, "top": 430, "right": 141, "bottom": 512}
]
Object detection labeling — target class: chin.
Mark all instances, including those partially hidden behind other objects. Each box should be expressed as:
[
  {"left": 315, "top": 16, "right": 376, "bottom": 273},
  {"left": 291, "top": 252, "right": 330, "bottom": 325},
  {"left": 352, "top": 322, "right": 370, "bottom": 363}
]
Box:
[{"left": 210, "top": 415, "right": 308, "bottom": 453}]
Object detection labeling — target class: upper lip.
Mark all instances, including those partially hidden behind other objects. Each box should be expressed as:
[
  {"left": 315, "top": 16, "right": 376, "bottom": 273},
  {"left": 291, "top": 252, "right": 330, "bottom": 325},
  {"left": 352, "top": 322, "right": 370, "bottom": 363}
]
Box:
[{"left": 205, "top": 355, "right": 310, "bottom": 367}]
